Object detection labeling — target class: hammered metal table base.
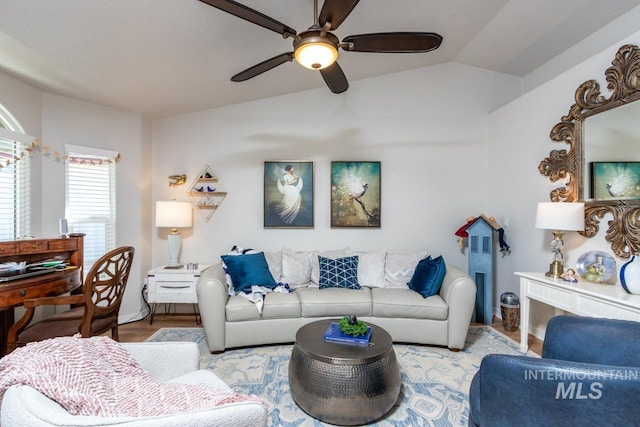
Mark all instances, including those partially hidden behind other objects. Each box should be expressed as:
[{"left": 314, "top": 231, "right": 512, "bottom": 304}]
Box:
[{"left": 289, "top": 320, "right": 401, "bottom": 426}]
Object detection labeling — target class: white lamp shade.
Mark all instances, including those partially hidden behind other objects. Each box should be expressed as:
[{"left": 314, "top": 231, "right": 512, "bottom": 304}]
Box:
[
  {"left": 535, "top": 202, "right": 585, "bottom": 231},
  {"left": 155, "top": 201, "right": 192, "bottom": 228}
]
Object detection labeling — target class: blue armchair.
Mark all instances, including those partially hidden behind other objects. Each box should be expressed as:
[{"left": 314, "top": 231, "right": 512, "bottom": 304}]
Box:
[{"left": 468, "top": 315, "right": 640, "bottom": 427}]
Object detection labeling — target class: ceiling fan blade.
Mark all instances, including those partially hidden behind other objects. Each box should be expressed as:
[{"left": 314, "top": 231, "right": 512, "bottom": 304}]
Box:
[
  {"left": 318, "top": 0, "right": 360, "bottom": 31},
  {"left": 199, "top": 0, "right": 296, "bottom": 37},
  {"left": 342, "top": 32, "right": 443, "bottom": 53},
  {"left": 320, "top": 62, "right": 349, "bottom": 94},
  {"left": 231, "top": 52, "right": 294, "bottom": 82}
]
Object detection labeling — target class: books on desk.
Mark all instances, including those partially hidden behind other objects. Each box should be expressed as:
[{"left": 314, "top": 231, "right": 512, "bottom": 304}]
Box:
[
  {"left": 0, "top": 260, "right": 68, "bottom": 282},
  {"left": 0, "top": 267, "right": 59, "bottom": 282},
  {"left": 323, "top": 322, "right": 372, "bottom": 345}
]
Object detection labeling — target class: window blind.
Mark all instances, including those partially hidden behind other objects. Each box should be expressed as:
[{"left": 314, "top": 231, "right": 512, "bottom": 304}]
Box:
[
  {"left": 0, "top": 135, "right": 30, "bottom": 241},
  {"left": 65, "top": 148, "right": 117, "bottom": 270}
]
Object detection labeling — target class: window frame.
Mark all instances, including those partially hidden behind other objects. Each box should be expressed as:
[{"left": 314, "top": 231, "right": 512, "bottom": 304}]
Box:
[
  {"left": 0, "top": 108, "right": 32, "bottom": 241},
  {"left": 64, "top": 144, "right": 118, "bottom": 269}
]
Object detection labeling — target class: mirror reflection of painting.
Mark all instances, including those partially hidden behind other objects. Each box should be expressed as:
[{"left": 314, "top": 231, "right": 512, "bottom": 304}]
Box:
[
  {"left": 331, "top": 161, "right": 381, "bottom": 228},
  {"left": 264, "top": 161, "right": 314, "bottom": 228},
  {"left": 591, "top": 162, "right": 640, "bottom": 200}
]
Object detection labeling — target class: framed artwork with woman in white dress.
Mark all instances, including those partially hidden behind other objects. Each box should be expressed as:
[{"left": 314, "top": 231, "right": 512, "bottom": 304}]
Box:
[{"left": 264, "top": 161, "right": 314, "bottom": 228}]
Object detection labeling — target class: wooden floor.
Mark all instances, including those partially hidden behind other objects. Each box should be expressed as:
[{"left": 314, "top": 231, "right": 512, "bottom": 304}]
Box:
[
  {"left": 118, "top": 313, "right": 543, "bottom": 355},
  {"left": 118, "top": 313, "right": 199, "bottom": 342},
  {"left": 487, "top": 316, "right": 542, "bottom": 355}
]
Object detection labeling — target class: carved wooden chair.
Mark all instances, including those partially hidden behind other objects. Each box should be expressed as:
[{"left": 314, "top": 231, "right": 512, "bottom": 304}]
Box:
[{"left": 7, "top": 246, "right": 135, "bottom": 350}]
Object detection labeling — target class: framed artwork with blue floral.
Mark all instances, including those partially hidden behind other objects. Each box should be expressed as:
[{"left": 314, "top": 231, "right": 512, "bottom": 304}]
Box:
[
  {"left": 331, "top": 161, "right": 381, "bottom": 228},
  {"left": 264, "top": 161, "right": 314, "bottom": 228}
]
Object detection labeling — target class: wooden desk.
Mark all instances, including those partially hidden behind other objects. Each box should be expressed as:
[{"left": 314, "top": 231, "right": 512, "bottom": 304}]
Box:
[
  {"left": 0, "top": 235, "right": 84, "bottom": 354},
  {"left": 516, "top": 272, "right": 640, "bottom": 353}
]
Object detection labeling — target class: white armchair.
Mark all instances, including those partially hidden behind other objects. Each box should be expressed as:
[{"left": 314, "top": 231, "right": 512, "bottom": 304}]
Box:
[{"left": 1, "top": 341, "right": 267, "bottom": 427}]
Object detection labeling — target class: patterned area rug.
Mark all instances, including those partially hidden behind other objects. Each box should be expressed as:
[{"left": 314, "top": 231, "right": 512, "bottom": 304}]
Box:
[{"left": 146, "top": 326, "right": 533, "bottom": 426}]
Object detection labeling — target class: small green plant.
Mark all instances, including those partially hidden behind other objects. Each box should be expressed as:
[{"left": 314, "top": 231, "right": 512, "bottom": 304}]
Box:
[{"left": 339, "top": 316, "right": 368, "bottom": 337}]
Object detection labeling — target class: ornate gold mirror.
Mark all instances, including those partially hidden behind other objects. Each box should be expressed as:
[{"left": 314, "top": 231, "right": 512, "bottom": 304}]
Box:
[{"left": 539, "top": 44, "right": 640, "bottom": 259}]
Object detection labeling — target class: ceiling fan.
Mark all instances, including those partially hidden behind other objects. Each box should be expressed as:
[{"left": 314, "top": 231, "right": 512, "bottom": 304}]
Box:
[{"left": 198, "top": 0, "right": 443, "bottom": 94}]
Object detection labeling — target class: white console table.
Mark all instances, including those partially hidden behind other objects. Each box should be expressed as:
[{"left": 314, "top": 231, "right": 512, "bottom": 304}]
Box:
[{"left": 517, "top": 272, "right": 640, "bottom": 353}]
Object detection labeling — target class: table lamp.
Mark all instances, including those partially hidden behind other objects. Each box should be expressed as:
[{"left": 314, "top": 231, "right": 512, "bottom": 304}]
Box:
[
  {"left": 155, "top": 200, "right": 192, "bottom": 269},
  {"left": 535, "top": 202, "right": 585, "bottom": 278}
]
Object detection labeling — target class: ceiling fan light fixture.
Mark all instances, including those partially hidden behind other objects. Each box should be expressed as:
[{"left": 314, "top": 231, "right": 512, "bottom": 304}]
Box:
[
  {"left": 203, "top": 0, "right": 443, "bottom": 93},
  {"left": 294, "top": 40, "right": 338, "bottom": 70}
]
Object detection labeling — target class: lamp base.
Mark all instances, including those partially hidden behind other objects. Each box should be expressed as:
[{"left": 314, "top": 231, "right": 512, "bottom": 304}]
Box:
[
  {"left": 167, "top": 232, "right": 183, "bottom": 269},
  {"left": 545, "top": 260, "right": 564, "bottom": 278}
]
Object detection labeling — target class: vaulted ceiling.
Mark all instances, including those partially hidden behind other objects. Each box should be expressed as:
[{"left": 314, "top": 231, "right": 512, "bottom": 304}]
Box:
[{"left": 1, "top": 0, "right": 639, "bottom": 117}]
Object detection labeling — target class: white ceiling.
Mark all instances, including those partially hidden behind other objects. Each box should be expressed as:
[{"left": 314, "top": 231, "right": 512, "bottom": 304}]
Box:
[{"left": 1, "top": 0, "right": 639, "bottom": 117}]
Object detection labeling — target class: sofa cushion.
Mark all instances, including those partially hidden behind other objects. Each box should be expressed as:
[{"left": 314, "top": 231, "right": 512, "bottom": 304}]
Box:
[
  {"left": 409, "top": 255, "right": 447, "bottom": 298},
  {"left": 310, "top": 248, "right": 348, "bottom": 284},
  {"left": 371, "top": 288, "right": 448, "bottom": 320},
  {"left": 220, "top": 252, "right": 277, "bottom": 293},
  {"left": 296, "top": 287, "right": 372, "bottom": 317},
  {"left": 281, "top": 248, "right": 312, "bottom": 288},
  {"left": 318, "top": 255, "right": 361, "bottom": 290},
  {"left": 384, "top": 250, "right": 429, "bottom": 288},
  {"left": 226, "top": 292, "right": 301, "bottom": 322},
  {"left": 348, "top": 250, "right": 386, "bottom": 288}
]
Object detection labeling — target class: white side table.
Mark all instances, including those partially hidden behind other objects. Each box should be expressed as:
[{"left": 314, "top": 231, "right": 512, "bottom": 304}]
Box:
[
  {"left": 516, "top": 272, "right": 640, "bottom": 353},
  {"left": 147, "top": 264, "right": 211, "bottom": 324}
]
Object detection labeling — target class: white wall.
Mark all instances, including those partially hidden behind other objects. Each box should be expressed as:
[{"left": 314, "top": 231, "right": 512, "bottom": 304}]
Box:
[
  {"left": 489, "top": 31, "right": 640, "bottom": 337},
  {"left": 151, "top": 63, "right": 519, "bottom": 276},
  {"left": 40, "top": 94, "right": 151, "bottom": 321}
]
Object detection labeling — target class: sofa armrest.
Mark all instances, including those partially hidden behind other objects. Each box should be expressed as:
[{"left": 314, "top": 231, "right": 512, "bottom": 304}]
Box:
[
  {"left": 542, "top": 315, "right": 640, "bottom": 366},
  {"left": 474, "top": 354, "right": 640, "bottom": 427},
  {"left": 196, "top": 264, "right": 229, "bottom": 352},
  {"left": 122, "top": 342, "right": 200, "bottom": 381},
  {"left": 438, "top": 264, "right": 476, "bottom": 350}
]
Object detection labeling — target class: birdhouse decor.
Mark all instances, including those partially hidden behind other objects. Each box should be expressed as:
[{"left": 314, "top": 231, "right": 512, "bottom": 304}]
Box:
[{"left": 455, "top": 215, "right": 511, "bottom": 324}]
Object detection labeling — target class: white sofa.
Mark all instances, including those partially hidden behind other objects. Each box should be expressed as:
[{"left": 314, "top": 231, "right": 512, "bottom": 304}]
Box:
[
  {"left": 197, "top": 249, "right": 476, "bottom": 353},
  {"left": 1, "top": 342, "right": 267, "bottom": 427}
]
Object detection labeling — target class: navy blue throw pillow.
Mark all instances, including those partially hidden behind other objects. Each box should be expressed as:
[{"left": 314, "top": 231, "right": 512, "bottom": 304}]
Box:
[
  {"left": 318, "top": 255, "right": 361, "bottom": 290},
  {"left": 221, "top": 252, "right": 277, "bottom": 293},
  {"left": 408, "top": 255, "right": 447, "bottom": 298}
]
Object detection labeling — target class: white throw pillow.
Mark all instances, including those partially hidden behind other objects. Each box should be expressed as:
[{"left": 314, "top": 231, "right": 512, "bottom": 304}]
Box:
[
  {"left": 263, "top": 251, "right": 283, "bottom": 282},
  {"left": 347, "top": 250, "right": 386, "bottom": 288},
  {"left": 281, "top": 248, "right": 312, "bottom": 288},
  {"left": 384, "top": 250, "right": 429, "bottom": 288},
  {"left": 310, "top": 248, "right": 349, "bottom": 284}
]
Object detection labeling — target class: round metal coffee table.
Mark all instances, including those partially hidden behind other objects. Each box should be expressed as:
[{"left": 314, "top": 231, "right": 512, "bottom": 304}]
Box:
[{"left": 289, "top": 319, "right": 401, "bottom": 426}]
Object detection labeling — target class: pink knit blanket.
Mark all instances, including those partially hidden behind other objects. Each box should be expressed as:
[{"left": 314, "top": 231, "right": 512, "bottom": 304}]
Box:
[{"left": 0, "top": 335, "right": 265, "bottom": 417}]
